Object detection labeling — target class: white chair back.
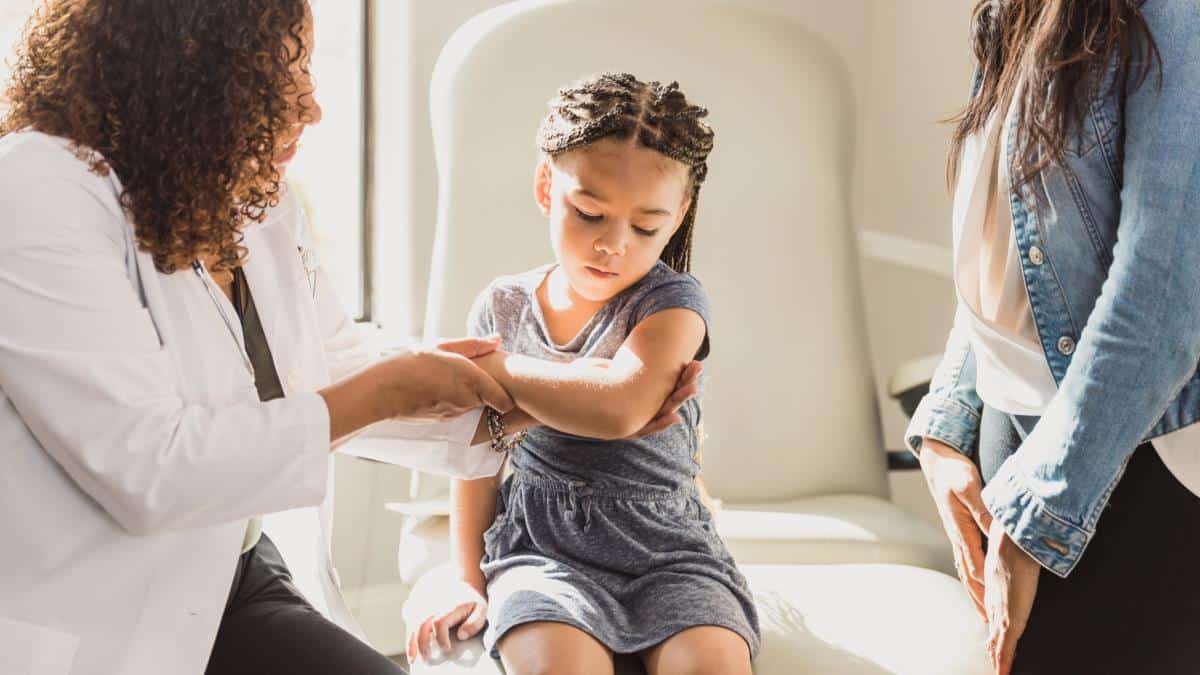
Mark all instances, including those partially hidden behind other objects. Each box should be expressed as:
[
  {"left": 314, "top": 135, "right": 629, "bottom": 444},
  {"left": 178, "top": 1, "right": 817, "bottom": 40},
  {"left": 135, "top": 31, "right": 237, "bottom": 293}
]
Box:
[{"left": 425, "top": 0, "right": 887, "bottom": 501}]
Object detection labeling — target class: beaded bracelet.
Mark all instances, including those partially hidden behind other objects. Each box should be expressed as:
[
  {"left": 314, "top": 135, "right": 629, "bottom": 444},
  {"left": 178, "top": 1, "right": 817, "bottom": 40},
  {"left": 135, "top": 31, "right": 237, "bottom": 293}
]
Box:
[{"left": 485, "top": 407, "right": 527, "bottom": 453}]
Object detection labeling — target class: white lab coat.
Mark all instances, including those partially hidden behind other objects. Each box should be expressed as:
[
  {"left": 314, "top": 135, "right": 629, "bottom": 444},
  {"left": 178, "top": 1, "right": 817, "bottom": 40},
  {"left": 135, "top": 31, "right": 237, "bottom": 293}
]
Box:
[{"left": 0, "top": 131, "right": 499, "bottom": 675}]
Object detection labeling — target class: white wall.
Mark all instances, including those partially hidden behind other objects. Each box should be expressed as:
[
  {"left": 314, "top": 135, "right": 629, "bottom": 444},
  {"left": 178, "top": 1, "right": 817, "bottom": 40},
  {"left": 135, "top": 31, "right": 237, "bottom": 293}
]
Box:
[{"left": 335, "top": 0, "right": 977, "bottom": 647}]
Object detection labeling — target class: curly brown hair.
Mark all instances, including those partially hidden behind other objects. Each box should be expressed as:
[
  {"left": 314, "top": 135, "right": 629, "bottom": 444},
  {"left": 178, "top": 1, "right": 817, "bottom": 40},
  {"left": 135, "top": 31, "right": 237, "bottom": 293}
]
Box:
[{"left": 0, "top": 0, "right": 312, "bottom": 273}]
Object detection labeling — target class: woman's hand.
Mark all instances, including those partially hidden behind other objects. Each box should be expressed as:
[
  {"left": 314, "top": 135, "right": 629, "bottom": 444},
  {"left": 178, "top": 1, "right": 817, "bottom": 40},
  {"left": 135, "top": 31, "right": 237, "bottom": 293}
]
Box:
[
  {"left": 382, "top": 338, "right": 515, "bottom": 421},
  {"left": 918, "top": 437, "right": 994, "bottom": 618},
  {"left": 983, "top": 518, "right": 1040, "bottom": 675},
  {"left": 405, "top": 578, "right": 489, "bottom": 664}
]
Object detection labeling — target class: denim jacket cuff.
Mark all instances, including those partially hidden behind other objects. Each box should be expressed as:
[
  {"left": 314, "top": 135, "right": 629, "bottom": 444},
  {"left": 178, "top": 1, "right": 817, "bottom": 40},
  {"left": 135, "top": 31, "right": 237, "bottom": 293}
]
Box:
[
  {"left": 980, "top": 461, "right": 1092, "bottom": 579},
  {"left": 904, "top": 394, "right": 981, "bottom": 457}
]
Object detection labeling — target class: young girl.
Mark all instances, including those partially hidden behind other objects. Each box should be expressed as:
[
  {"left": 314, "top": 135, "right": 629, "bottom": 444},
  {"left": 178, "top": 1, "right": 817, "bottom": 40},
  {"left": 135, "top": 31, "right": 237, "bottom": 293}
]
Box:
[{"left": 406, "top": 72, "right": 759, "bottom": 675}]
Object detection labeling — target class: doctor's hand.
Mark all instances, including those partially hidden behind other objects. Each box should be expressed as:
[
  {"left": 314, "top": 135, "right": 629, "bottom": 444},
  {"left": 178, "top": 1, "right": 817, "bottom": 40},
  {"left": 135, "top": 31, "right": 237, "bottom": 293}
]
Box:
[
  {"left": 406, "top": 579, "right": 489, "bottom": 664},
  {"left": 321, "top": 338, "right": 514, "bottom": 442},
  {"left": 381, "top": 342, "right": 515, "bottom": 422},
  {"left": 919, "top": 437, "right": 993, "bottom": 619}
]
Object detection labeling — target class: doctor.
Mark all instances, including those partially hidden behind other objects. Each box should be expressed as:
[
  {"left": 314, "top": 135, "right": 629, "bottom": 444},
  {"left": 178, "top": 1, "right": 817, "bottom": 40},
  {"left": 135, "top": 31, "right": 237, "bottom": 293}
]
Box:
[{"left": 0, "top": 2, "right": 698, "bottom": 675}]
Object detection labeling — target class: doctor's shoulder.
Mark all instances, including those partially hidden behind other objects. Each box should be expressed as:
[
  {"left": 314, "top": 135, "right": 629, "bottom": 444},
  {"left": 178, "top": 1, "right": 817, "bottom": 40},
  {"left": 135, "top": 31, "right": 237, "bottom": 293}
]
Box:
[{"left": 0, "top": 130, "right": 128, "bottom": 250}]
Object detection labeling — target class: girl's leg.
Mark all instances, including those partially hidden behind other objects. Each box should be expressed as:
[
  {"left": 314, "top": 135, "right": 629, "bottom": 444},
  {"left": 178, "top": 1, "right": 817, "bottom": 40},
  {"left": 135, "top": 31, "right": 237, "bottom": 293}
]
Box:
[
  {"left": 641, "top": 626, "right": 752, "bottom": 675},
  {"left": 496, "top": 621, "right": 615, "bottom": 675}
]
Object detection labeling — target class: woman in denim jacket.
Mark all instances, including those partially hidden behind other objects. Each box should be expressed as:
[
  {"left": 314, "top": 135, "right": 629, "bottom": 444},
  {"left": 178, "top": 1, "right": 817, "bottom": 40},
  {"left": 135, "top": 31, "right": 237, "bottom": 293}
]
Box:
[{"left": 908, "top": 1, "right": 1200, "bottom": 672}]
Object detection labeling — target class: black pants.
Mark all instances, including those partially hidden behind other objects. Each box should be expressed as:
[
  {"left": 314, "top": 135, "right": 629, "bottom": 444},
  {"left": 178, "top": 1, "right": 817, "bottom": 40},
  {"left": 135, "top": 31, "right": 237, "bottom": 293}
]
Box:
[
  {"left": 205, "top": 534, "right": 407, "bottom": 675},
  {"left": 978, "top": 406, "right": 1200, "bottom": 674}
]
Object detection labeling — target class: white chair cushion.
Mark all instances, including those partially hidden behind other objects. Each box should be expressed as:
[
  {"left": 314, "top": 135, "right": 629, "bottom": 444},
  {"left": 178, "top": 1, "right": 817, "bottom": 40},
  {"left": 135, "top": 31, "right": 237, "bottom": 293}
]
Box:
[
  {"left": 393, "top": 493, "right": 954, "bottom": 588},
  {"left": 717, "top": 495, "right": 953, "bottom": 574},
  {"left": 402, "top": 563, "right": 990, "bottom": 674}
]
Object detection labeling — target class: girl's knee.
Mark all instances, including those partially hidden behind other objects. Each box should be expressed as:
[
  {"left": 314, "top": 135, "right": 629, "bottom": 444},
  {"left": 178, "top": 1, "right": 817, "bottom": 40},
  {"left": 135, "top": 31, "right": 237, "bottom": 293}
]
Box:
[
  {"left": 646, "top": 627, "right": 752, "bottom": 675},
  {"left": 498, "top": 623, "right": 614, "bottom": 675},
  {"left": 667, "top": 652, "right": 751, "bottom": 675}
]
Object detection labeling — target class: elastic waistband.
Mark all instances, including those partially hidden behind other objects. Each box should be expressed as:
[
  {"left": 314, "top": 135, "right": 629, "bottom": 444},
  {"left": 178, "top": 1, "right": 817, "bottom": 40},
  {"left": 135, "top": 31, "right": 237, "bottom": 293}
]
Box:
[{"left": 509, "top": 471, "right": 695, "bottom": 502}]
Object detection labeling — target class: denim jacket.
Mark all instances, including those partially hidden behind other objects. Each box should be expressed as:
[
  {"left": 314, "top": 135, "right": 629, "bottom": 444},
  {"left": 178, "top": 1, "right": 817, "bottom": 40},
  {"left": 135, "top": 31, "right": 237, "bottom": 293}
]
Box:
[{"left": 905, "top": 0, "right": 1200, "bottom": 577}]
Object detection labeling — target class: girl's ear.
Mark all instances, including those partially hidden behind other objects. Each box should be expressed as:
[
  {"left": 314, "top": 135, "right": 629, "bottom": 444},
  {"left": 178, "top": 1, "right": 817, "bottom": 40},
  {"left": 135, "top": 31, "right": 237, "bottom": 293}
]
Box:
[
  {"left": 669, "top": 193, "right": 693, "bottom": 236},
  {"left": 533, "top": 159, "right": 553, "bottom": 216}
]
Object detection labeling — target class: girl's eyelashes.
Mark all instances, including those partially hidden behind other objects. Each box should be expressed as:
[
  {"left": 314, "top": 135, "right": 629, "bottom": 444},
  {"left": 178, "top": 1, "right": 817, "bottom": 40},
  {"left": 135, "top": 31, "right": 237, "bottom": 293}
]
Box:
[
  {"left": 573, "top": 205, "right": 657, "bottom": 236},
  {"left": 574, "top": 206, "right": 603, "bottom": 222}
]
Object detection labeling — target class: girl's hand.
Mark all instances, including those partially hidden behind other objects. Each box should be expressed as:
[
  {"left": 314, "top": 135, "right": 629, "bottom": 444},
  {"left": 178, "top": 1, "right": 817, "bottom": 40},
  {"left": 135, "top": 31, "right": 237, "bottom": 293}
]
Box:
[
  {"left": 918, "top": 437, "right": 994, "bottom": 619},
  {"left": 631, "top": 360, "right": 703, "bottom": 437},
  {"left": 438, "top": 336, "right": 504, "bottom": 359},
  {"left": 405, "top": 578, "right": 488, "bottom": 663},
  {"left": 983, "top": 518, "right": 1040, "bottom": 675}
]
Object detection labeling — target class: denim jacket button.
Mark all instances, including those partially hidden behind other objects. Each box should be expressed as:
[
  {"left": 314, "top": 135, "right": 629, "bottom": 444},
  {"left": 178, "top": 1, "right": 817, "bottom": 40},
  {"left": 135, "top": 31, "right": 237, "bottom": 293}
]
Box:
[
  {"left": 1057, "top": 336, "right": 1076, "bottom": 355},
  {"left": 1029, "top": 246, "right": 1045, "bottom": 266}
]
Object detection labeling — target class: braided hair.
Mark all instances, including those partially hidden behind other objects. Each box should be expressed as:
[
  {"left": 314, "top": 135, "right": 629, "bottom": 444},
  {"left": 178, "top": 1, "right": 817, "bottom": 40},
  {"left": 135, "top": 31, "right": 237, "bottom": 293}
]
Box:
[{"left": 536, "top": 72, "right": 714, "bottom": 273}]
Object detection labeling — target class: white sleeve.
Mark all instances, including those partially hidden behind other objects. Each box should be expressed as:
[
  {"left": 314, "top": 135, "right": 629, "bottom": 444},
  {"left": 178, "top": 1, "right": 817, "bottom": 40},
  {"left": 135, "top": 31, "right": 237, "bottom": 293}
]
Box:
[
  {"left": 344, "top": 409, "right": 504, "bottom": 479},
  {"left": 0, "top": 171, "right": 331, "bottom": 535},
  {"left": 300, "top": 203, "right": 500, "bottom": 478}
]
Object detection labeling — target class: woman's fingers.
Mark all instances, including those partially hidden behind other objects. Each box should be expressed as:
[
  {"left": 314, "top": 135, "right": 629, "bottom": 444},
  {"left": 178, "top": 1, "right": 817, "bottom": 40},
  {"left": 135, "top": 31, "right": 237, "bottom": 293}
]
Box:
[
  {"left": 983, "top": 521, "right": 1040, "bottom": 675},
  {"left": 954, "top": 502, "right": 987, "bottom": 584},
  {"left": 946, "top": 521, "right": 986, "bottom": 619},
  {"left": 959, "top": 549, "right": 987, "bottom": 619},
  {"left": 985, "top": 596, "right": 1013, "bottom": 674},
  {"left": 992, "top": 624, "right": 1019, "bottom": 675},
  {"left": 960, "top": 482, "right": 995, "bottom": 534}
]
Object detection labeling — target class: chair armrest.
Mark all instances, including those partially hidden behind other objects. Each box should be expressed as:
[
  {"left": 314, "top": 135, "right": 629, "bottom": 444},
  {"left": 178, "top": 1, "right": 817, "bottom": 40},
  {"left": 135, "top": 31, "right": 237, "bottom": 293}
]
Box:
[
  {"left": 385, "top": 498, "right": 452, "bottom": 518},
  {"left": 887, "top": 353, "right": 941, "bottom": 418},
  {"left": 886, "top": 450, "right": 922, "bottom": 471}
]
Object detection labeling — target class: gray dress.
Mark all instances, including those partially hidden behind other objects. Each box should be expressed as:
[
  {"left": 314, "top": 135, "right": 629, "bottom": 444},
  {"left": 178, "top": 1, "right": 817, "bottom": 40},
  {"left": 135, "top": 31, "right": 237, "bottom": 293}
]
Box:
[{"left": 469, "top": 261, "right": 760, "bottom": 659}]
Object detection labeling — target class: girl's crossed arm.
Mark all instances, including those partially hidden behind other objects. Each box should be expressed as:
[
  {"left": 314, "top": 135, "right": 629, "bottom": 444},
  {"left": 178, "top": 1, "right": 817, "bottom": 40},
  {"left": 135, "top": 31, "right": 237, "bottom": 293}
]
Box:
[{"left": 472, "top": 308, "right": 707, "bottom": 440}]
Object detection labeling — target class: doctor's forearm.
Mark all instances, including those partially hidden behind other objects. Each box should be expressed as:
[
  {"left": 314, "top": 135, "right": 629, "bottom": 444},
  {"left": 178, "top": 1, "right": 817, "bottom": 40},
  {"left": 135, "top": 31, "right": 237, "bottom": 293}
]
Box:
[{"left": 319, "top": 371, "right": 389, "bottom": 445}]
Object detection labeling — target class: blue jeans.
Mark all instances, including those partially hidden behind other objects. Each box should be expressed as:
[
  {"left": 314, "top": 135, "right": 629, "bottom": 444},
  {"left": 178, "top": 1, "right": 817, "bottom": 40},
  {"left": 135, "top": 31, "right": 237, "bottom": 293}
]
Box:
[{"left": 977, "top": 406, "right": 1200, "bottom": 673}]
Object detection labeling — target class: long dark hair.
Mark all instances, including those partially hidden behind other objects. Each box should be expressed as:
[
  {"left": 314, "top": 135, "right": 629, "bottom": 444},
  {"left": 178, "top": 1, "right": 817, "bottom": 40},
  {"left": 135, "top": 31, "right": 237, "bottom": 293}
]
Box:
[
  {"left": 536, "top": 72, "right": 715, "bottom": 274},
  {"left": 1, "top": 0, "right": 311, "bottom": 273},
  {"left": 947, "top": 0, "right": 1159, "bottom": 189}
]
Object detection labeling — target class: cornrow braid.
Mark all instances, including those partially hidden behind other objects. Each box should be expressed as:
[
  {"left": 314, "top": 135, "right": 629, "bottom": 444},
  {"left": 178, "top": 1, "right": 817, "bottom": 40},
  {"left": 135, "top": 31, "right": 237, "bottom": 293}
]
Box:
[{"left": 536, "top": 72, "right": 714, "bottom": 273}]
